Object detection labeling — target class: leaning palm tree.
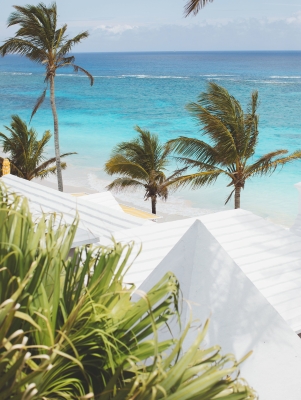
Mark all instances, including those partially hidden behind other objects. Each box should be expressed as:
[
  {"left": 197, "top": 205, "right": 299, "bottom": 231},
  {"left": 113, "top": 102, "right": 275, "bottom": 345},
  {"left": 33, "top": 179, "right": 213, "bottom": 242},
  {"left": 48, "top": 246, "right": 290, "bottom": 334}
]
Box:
[
  {"left": 0, "top": 2, "right": 93, "bottom": 191},
  {"left": 0, "top": 115, "right": 75, "bottom": 180},
  {"left": 169, "top": 82, "right": 301, "bottom": 209},
  {"left": 184, "top": 0, "right": 213, "bottom": 16},
  {"left": 105, "top": 126, "right": 185, "bottom": 215}
]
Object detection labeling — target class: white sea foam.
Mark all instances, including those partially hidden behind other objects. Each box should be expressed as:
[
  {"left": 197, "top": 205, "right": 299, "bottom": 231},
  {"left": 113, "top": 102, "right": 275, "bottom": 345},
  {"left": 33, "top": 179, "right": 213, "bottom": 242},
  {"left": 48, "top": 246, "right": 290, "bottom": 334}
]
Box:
[
  {"left": 44, "top": 170, "right": 216, "bottom": 219},
  {"left": 87, "top": 173, "right": 215, "bottom": 218},
  {"left": 1, "top": 72, "right": 32, "bottom": 76},
  {"left": 270, "top": 76, "right": 301, "bottom": 79},
  {"left": 246, "top": 79, "right": 295, "bottom": 84},
  {"left": 201, "top": 74, "right": 236, "bottom": 77},
  {"left": 56, "top": 73, "right": 88, "bottom": 77},
  {"left": 55, "top": 73, "right": 188, "bottom": 79},
  {"left": 120, "top": 74, "right": 188, "bottom": 79},
  {"left": 206, "top": 77, "right": 238, "bottom": 81}
]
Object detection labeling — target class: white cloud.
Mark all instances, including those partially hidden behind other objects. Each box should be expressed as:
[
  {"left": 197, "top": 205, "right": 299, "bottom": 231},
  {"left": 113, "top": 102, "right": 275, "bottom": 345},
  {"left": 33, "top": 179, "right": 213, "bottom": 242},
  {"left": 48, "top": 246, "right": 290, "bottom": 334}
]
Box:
[
  {"left": 94, "top": 24, "right": 138, "bottom": 35},
  {"left": 77, "top": 16, "right": 301, "bottom": 51},
  {"left": 286, "top": 11, "right": 301, "bottom": 24}
]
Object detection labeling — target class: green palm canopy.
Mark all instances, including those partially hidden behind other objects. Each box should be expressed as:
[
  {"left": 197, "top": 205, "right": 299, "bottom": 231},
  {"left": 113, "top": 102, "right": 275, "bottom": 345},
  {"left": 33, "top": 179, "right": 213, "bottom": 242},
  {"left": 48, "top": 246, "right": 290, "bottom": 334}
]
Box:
[
  {"left": 105, "top": 126, "right": 185, "bottom": 215},
  {"left": 169, "top": 82, "right": 301, "bottom": 209},
  {"left": 0, "top": 115, "right": 75, "bottom": 180},
  {"left": 0, "top": 2, "right": 93, "bottom": 191}
]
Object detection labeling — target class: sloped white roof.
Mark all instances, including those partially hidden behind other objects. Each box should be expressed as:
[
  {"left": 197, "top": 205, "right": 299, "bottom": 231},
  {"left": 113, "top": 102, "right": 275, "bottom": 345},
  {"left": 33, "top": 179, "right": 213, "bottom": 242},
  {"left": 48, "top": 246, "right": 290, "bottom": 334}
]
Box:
[
  {"left": 112, "top": 208, "right": 301, "bottom": 333},
  {"left": 81, "top": 192, "right": 123, "bottom": 212},
  {"left": 109, "top": 217, "right": 195, "bottom": 284},
  {"left": 290, "top": 182, "right": 301, "bottom": 236},
  {"left": 1, "top": 175, "right": 151, "bottom": 245},
  {"left": 200, "top": 209, "right": 301, "bottom": 333},
  {"left": 138, "top": 220, "right": 301, "bottom": 400}
]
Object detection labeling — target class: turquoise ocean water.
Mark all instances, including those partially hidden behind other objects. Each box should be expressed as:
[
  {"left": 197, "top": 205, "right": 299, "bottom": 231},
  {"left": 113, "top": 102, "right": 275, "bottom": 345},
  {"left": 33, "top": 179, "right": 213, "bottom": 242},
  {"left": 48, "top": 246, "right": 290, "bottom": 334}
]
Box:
[{"left": 0, "top": 52, "right": 301, "bottom": 225}]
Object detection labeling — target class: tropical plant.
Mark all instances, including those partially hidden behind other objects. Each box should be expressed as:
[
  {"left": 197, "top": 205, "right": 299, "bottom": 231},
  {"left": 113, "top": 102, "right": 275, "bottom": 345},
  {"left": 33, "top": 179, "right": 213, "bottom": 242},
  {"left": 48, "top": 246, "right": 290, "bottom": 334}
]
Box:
[
  {"left": 0, "top": 2, "right": 93, "bottom": 191},
  {"left": 184, "top": 0, "right": 213, "bottom": 16},
  {"left": 168, "top": 82, "right": 301, "bottom": 209},
  {"left": 0, "top": 115, "right": 75, "bottom": 180},
  {"left": 104, "top": 126, "right": 185, "bottom": 215},
  {"left": 0, "top": 183, "right": 257, "bottom": 399},
  {"left": 0, "top": 270, "right": 53, "bottom": 400}
]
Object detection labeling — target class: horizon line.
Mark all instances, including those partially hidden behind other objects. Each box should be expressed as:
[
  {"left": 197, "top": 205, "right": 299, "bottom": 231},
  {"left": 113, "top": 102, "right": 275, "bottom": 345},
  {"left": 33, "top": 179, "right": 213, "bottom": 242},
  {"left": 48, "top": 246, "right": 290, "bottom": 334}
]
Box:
[{"left": 4, "top": 49, "right": 301, "bottom": 55}]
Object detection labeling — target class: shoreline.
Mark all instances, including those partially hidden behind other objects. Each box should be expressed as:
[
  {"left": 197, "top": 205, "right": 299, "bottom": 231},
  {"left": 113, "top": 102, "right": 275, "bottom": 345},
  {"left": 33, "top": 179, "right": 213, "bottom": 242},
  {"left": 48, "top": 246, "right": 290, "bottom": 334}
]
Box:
[
  {"left": 33, "top": 174, "right": 295, "bottom": 227},
  {"left": 34, "top": 177, "right": 192, "bottom": 223}
]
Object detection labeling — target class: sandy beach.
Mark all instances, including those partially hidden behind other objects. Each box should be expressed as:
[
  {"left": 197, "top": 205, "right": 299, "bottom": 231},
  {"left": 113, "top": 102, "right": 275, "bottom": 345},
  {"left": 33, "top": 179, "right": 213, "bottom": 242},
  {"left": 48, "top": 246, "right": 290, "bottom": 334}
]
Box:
[{"left": 33, "top": 174, "right": 205, "bottom": 223}]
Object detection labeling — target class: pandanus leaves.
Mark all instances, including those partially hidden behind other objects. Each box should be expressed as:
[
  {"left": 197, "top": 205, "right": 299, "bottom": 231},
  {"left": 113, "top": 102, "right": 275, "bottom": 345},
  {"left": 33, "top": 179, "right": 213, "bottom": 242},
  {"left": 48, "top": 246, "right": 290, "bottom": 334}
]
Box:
[{"left": 0, "top": 183, "right": 257, "bottom": 399}]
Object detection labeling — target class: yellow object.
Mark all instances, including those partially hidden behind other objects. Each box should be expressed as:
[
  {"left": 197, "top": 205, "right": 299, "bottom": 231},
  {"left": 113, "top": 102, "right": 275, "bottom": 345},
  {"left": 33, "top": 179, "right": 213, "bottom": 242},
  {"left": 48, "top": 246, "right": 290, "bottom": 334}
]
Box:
[
  {"left": 70, "top": 193, "right": 161, "bottom": 220},
  {"left": 70, "top": 192, "right": 88, "bottom": 197},
  {"left": 120, "top": 204, "right": 161, "bottom": 220},
  {"left": 2, "top": 159, "right": 10, "bottom": 175}
]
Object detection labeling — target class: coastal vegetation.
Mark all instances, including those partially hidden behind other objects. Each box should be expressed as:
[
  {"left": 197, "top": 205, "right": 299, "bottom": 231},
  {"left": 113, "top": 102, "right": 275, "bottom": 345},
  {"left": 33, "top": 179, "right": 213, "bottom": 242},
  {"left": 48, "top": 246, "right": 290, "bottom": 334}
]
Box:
[
  {"left": 0, "top": 115, "right": 75, "bottom": 180},
  {"left": 168, "top": 82, "right": 301, "bottom": 209},
  {"left": 0, "top": 2, "right": 93, "bottom": 192},
  {"left": 105, "top": 126, "right": 185, "bottom": 214},
  {"left": 0, "top": 184, "right": 257, "bottom": 399}
]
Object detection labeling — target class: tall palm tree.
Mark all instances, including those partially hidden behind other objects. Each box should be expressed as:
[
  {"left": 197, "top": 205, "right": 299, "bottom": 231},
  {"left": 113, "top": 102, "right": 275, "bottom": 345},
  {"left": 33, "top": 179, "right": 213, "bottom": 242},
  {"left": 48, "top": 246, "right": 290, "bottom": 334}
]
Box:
[
  {"left": 184, "top": 0, "right": 213, "bottom": 16},
  {"left": 0, "top": 115, "right": 75, "bottom": 181},
  {"left": 169, "top": 82, "right": 301, "bottom": 209},
  {"left": 104, "top": 126, "right": 185, "bottom": 215},
  {"left": 0, "top": 2, "right": 93, "bottom": 191}
]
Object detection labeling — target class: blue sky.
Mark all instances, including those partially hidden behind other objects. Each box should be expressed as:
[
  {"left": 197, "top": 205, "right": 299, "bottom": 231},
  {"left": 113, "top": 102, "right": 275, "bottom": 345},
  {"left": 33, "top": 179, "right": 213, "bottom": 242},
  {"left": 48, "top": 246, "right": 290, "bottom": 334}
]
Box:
[{"left": 1, "top": 0, "right": 301, "bottom": 51}]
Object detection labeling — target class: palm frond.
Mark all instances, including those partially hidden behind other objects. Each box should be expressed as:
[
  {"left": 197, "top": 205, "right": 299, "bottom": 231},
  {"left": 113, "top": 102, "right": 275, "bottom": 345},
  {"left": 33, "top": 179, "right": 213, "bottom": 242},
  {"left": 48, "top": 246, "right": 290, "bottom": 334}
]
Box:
[
  {"left": 167, "top": 170, "right": 223, "bottom": 190},
  {"left": 186, "top": 101, "right": 238, "bottom": 163},
  {"left": 35, "top": 162, "right": 67, "bottom": 180},
  {"left": 246, "top": 150, "right": 301, "bottom": 177},
  {"left": 72, "top": 64, "right": 94, "bottom": 86},
  {"left": 188, "top": 82, "right": 247, "bottom": 158},
  {"left": 56, "top": 32, "right": 90, "bottom": 57},
  {"left": 105, "top": 155, "right": 149, "bottom": 181},
  {"left": 106, "top": 178, "right": 145, "bottom": 192},
  {"left": 0, "top": 38, "right": 46, "bottom": 62},
  {"left": 184, "top": 0, "right": 213, "bottom": 16},
  {"left": 245, "top": 150, "right": 289, "bottom": 177},
  {"left": 33, "top": 152, "right": 76, "bottom": 176},
  {"left": 105, "top": 127, "right": 187, "bottom": 212},
  {"left": 0, "top": 116, "right": 75, "bottom": 181},
  {"left": 169, "top": 136, "right": 220, "bottom": 165},
  {"left": 224, "top": 188, "right": 236, "bottom": 205},
  {"left": 164, "top": 167, "right": 188, "bottom": 182},
  {"left": 30, "top": 87, "right": 47, "bottom": 121},
  {"left": 242, "top": 90, "right": 259, "bottom": 160},
  {"left": 174, "top": 157, "right": 231, "bottom": 178}
]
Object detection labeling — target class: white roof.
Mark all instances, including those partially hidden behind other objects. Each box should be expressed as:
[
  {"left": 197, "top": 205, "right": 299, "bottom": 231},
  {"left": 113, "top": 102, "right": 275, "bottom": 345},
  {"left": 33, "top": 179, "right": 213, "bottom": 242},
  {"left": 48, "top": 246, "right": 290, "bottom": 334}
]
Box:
[
  {"left": 112, "top": 208, "right": 301, "bottom": 333},
  {"left": 1, "top": 175, "right": 151, "bottom": 246},
  {"left": 138, "top": 220, "right": 301, "bottom": 400},
  {"left": 290, "top": 182, "right": 301, "bottom": 236},
  {"left": 81, "top": 192, "right": 123, "bottom": 212},
  {"left": 110, "top": 217, "right": 195, "bottom": 285},
  {"left": 200, "top": 209, "right": 301, "bottom": 333}
]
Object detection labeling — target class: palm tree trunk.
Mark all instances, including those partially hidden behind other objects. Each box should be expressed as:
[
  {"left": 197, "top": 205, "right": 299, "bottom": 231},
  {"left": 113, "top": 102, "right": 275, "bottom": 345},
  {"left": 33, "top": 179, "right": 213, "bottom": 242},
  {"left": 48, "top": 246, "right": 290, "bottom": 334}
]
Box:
[
  {"left": 50, "top": 75, "right": 63, "bottom": 192},
  {"left": 234, "top": 186, "right": 241, "bottom": 209},
  {"left": 151, "top": 196, "right": 157, "bottom": 214}
]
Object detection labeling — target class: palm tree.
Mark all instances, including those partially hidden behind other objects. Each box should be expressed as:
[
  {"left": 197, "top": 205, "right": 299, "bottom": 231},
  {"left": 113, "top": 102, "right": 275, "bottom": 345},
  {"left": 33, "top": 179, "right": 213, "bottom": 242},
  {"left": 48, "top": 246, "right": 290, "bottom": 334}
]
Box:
[
  {"left": 184, "top": 0, "right": 213, "bottom": 16},
  {"left": 104, "top": 126, "right": 185, "bottom": 215},
  {"left": 169, "top": 82, "right": 301, "bottom": 209},
  {"left": 0, "top": 2, "right": 93, "bottom": 191},
  {"left": 0, "top": 115, "right": 75, "bottom": 181}
]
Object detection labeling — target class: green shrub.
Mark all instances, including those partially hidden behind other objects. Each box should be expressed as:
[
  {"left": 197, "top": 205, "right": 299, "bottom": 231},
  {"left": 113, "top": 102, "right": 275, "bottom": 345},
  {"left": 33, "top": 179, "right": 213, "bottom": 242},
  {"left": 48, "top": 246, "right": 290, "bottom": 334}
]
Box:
[{"left": 0, "top": 183, "right": 257, "bottom": 399}]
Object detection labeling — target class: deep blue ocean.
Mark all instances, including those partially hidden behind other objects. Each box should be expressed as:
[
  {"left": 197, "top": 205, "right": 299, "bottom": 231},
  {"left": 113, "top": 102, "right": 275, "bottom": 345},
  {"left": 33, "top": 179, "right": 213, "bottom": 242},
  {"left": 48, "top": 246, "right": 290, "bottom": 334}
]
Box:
[{"left": 0, "top": 51, "right": 301, "bottom": 224}]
